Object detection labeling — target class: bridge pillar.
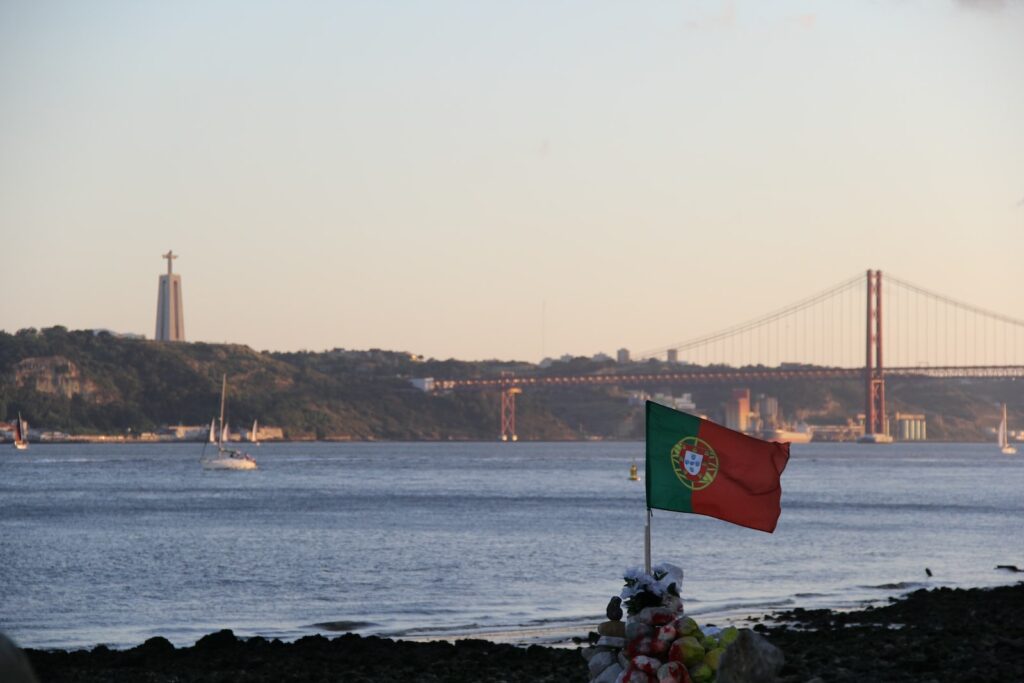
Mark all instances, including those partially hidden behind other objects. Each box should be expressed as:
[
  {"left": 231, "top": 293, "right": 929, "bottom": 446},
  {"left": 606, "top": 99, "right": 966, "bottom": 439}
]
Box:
[
  {"left": 864, "top": 269, "right": 887, "bottom": 437},
  {"left": 500, "top": 387, "right": 521, "bottom": 442}
]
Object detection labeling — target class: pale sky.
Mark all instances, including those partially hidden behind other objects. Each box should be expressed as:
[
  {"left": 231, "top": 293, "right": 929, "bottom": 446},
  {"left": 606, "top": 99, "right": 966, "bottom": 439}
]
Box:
[{"left": 1, "top": 1, "right": 1022, "bottom": 361}]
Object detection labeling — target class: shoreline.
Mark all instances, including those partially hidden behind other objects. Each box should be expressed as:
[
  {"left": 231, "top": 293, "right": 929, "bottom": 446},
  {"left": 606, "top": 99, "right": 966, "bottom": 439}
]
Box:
[
  {"left": 4, "top": 437, "right": 1014, "bottom": 446},
  {"left": 17, "top": 582, "right": 1024, "bottom": 682}
]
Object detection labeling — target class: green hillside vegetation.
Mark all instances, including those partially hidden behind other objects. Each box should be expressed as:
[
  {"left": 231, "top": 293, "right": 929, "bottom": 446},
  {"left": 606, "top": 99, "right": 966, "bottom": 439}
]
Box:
[
  {"left": 0, "top": 327, "right": 573, "bottom": 440},
  {"left": 0, "top": 327, "right": 1019, "bottom": 441}
]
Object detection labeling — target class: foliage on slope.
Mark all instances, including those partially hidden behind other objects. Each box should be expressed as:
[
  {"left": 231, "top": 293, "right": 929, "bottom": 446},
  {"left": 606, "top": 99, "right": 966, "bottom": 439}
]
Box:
[{"left": 0, "top": 327, "right": 1018, "bottom": 441}]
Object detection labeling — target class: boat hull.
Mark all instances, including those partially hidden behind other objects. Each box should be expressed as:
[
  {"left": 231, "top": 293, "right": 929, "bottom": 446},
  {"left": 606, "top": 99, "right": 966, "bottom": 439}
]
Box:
[
  {"left": 857, "top": 433, "right": 894, "bottom": 444},
  {"left": 202, "top": 457, "right": 258, "bottom": 471},
  {"left": 762, "top": 429, "right": 812, "bottom": 444}
]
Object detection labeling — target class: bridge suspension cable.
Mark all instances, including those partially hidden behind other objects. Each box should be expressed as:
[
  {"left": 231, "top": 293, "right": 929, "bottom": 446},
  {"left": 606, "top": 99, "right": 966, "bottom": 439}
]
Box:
[
  {"left": 639, "top": 270, "right": 1023, "bottom": 370},
  {"left": 883, "top": 274, "right": 1024, "bottom": 368},
  {"left": 885, "top": 275, "right": 1024, "bottom": 328},
  {"left": 639, "top": 273, "right": 864, "bottom": 367}
]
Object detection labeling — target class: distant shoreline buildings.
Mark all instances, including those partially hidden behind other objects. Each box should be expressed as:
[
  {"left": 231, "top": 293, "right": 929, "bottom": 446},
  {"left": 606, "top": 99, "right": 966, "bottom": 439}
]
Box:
[{"left": 0, "top": 422, "right": 284, "bottom": 445}]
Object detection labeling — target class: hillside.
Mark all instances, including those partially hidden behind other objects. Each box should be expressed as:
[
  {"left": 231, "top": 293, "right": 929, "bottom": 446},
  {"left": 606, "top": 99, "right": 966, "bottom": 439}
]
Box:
[{"left": 0, "top": 327, "right": 1019, "bottom": 441}]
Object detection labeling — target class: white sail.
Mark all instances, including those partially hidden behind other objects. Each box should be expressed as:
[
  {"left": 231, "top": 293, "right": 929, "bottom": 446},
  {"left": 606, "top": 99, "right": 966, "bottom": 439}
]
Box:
[
  {"left": 999, "top": 403, "right": 1017, "bottom": 455},
  {"left": 13, "top": 412, "right": 28, "bottom": 450},
  {"left": 208, "top": 419, "right": 216, "bottom": 443},
  {"left": 251, "top": 419, "right": 259, "bottom": 445},
  {"left": 218, "top": 374, "right": 227, "bottom": 446}
]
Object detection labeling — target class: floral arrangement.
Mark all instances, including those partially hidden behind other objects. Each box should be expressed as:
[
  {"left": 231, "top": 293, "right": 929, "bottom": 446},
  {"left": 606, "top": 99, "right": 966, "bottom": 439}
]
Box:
[
  {"left": 620, "top": 563, "right": 683, "bottom": 616},
  {"left": 585, "top": 562, "right": 783, "bottom": 683}
]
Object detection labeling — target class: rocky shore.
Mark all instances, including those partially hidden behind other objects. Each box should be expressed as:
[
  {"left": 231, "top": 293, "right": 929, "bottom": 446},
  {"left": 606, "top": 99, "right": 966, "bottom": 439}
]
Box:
[
  {"left": 766, "top": 581, "right": 1024, "bottom": 683},
  {"left": 15, "top": 582, "right": 1024, "bottom": 683}
]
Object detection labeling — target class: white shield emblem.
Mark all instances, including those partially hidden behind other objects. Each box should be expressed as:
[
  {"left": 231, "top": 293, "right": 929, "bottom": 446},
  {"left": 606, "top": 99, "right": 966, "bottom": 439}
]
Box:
[{"left": 683, "top": 450, "right": 704, "bottom": 477}]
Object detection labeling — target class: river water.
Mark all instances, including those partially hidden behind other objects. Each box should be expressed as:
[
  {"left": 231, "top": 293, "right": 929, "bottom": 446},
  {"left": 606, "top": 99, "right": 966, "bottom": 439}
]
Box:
[{"left": 1, "top": 441, "right": 1021, "bottom": 649}]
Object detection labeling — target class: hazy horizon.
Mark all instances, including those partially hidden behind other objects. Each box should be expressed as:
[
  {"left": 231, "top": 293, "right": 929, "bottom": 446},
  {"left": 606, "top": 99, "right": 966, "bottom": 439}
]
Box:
[{"left": 2, "top": 1, "right": 1022, "bottom": 361}]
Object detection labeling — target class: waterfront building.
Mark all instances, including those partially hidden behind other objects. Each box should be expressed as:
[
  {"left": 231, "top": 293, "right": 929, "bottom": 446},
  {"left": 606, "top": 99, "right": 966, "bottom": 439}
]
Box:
[
  {"left": 616, "top": 348, "right": 631, "bottom": 364},
  {"left": 160, "top": 425, "right": 210, "bottom": 441},
  {"left": 894, "top": 412, "right": 927, "bottom": 441},
  {"left": 756, "top": 394, "right": 780, "bottom": 429},
  {"left": 724, "top": 388, "right": 751, "bottom": 432},
  {"left": 155, "top": 250, "right": 186, "bottom": 342},
  {"left": 628, "top": 391, "right": 698, "bottom": 413},
  {"left": 667, "top": 349, "right": 679, "bottom": 364}
]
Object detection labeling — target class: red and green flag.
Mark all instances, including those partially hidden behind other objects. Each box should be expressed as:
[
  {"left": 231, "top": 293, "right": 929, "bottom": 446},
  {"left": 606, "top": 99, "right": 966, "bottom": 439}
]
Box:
[{"left": 645, "top": 401, "right": 790, "bottom": 533}]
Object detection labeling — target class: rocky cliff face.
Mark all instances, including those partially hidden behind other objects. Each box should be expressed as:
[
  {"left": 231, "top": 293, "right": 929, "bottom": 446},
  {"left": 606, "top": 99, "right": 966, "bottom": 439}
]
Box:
[{"left": 13, "top": 356, "right": 115, "bottom": 404}]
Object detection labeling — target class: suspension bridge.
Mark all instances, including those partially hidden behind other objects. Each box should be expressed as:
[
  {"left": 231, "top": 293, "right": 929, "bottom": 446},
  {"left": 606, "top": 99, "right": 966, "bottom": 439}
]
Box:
[{"left": 417, "top": 270, "right": 1024, "bottom": 441}]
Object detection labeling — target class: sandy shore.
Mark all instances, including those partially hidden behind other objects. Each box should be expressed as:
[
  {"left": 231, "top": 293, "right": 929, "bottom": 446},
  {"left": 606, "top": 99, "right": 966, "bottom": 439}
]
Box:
[{"left": 18, "top": 582, "right": 1024, "bottom": 682}]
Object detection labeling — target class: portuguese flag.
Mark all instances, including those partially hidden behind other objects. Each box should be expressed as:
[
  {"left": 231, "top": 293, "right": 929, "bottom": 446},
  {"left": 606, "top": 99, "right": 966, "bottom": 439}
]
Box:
[{"left": 646, "top": 401, "right": 790, "bottom": 533}]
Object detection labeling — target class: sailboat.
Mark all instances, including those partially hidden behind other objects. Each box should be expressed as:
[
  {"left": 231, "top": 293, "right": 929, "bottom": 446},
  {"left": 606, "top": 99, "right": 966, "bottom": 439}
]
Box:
[
  {"left": 251, "top": 419, "right": 260, "bottom": 446},
  {"left": 12, "top": 412, "right": 28, "bottom": 450},
  {"left": 998, "top": 403, "right": 1017, "bottom": 455},
  {"left": 201, "top": 375, "right": 258, "bottom": 470}
]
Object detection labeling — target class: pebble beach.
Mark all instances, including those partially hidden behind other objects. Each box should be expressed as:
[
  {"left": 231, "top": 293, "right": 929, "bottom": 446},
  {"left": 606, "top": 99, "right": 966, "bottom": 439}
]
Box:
[{"left": 14, "top": 582, "right": 1023, "bottom": 683}]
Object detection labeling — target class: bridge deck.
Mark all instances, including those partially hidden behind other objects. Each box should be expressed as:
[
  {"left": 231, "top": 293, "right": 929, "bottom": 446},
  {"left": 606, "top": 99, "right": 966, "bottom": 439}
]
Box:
[{"left": 427, "top": 366, "right": 1024, "bottom": 391}]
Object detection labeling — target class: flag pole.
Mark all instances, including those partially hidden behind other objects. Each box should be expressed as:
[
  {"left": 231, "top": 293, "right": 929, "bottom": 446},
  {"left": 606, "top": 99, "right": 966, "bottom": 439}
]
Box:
[{"left": 644, "top": 508, "right": 652, "bottom": 574}]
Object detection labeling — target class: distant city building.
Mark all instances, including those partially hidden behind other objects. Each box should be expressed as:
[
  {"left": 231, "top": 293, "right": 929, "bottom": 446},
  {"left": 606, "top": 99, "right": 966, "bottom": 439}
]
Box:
[
  {"left": 667, "top": 349, "right": 679, "bottom": 364},
  {"left": 628, "top": 391, "right": 699, "bottom": 414},
  {"left": 159, "top": 425, "right": 210, "bottom": 441},
  {"left": 894, "top": 412, "right": 927, "bottom": 441},
  {"left": 724, "top": 388, "right": 751, "bottom": 432},
  {"left": 591, "top": 352, "right": 613, "bottom": 363},
  {"left": 410, "top": 377, "right": 435, "bottom": 392},
  {"left": 755, "top": 394, "right": 780, "bottom": 429},
  {"left": 249, "top": 425, "right": 284, "bottom": 441},
  {"left": 155, "top": 250, "right": 185, "bottom": 342},
  {"left": 616, "top": 348, "right": 631, "bottom": 364}
]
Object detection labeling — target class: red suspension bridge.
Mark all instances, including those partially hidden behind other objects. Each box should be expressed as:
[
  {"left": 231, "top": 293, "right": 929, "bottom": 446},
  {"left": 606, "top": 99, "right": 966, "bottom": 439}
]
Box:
[{"left": 418, "top": 270, "right": 1024, "bottom": 441}]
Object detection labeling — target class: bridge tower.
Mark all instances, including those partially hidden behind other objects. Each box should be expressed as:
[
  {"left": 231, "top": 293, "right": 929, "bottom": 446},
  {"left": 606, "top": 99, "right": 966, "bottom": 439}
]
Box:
[
  {"left": 864, "top": 269, "right": 887, "bottom": 438},
  {"left": 500, "top": 387, "right": 521, "bottom": 442}
]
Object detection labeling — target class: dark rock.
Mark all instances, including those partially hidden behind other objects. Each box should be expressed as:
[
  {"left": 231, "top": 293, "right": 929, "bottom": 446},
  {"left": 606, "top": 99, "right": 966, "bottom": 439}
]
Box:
[
  {"left": 123, "top": 636, "right": 176, "bottom": 667},
  {"left": 0, "top": 633, "right": 38, "bottom": 683},
  {"left": 717, "top": 629, "right": 785, "bottom": 683},
  {"left": 606, "top": 596, "right": 623, "bottom": 621},
  {"left": 134, "top": 636, "right": 175, "bottom": 657},
  {"left": 193, "top": 629, "right": 239, "bottom": 652},
  {"left": 598, "top": 620, "right": 625, "bottom": 638}
]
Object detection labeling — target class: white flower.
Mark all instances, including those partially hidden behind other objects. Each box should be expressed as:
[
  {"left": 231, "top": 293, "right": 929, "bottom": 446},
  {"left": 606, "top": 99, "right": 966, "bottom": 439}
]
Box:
[{"left": 620, "top": 562, "right": 684, "bottom": 602}]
